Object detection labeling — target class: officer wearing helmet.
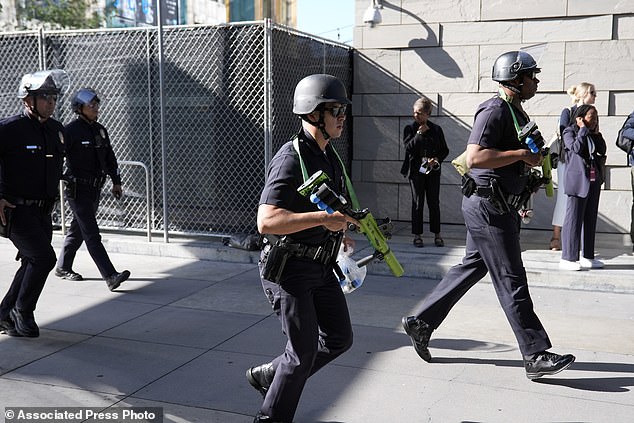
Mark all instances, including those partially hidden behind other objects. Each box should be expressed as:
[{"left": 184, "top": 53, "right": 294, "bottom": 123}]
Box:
[
  {"left": 246, "top": 74, "right": 358, "bottom": 423},
  {"left": 402, "top": 51, "right": 576, "bottom": 380},
  {"left": 0, "top": 69, "right": 68, "bottom": 337},
  {"left": 54, "top": 88, "right": 130, "bottom": 291}
]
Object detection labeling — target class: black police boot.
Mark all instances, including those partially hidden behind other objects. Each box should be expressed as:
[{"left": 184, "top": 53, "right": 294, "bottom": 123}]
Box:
[
  {"left": 10, "top": 308, "right": 39, "bottom": 337},
  {"left": 246, "top": 362, "right": 275, "bottom": 397},
  {"left": 524, "top": 351, "right": 575, "bottom": 380},
  {"left": 55, "top": 268, "right": 84, "bottom": 281},
  {"left": 105, "top": 270, "right": 130, "bottom": 291},
  {"left": 402, "top": 316, "right": 433, "bottom": 362},
  {"left": 0, "top": 315, "right": 21, "bottom": 337}
]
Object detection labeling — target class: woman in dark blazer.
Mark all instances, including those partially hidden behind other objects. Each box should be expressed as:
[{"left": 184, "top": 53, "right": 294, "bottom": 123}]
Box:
[
  {"left": 559, "top": 104, "right": 607, "bottom": 270},
  {"left": 400, "top": 97, "right": 449, "bottom": 247}
]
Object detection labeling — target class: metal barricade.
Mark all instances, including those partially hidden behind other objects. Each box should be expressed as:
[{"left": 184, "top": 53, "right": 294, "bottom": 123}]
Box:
[{"left": 0, "top": 23, "right": 352, "bottom": 241}]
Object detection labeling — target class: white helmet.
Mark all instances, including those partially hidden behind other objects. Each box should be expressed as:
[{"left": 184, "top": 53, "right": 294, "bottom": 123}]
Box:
[{"left": 18, "top": 69, "right": 70, "bottom": 99}]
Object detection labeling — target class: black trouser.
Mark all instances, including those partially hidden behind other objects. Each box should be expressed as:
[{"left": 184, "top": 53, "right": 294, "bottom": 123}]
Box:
[
  {"left": 409, "top": 170, "right": 441, "bottom": 235},
  {"left": 561, "top": 179, "right": 602, "bottom": 261},
  {"left": 57, "top": 184, "right": 115, "bottom": 278},
  {"left": 412, "top": 195, "right": 551, "bottom": 357},
  {"left": 257, "top": 255, "right": 353, "bottom": 422},
  {"left": 0, "top": 205, "right": 56, "bottom": 319}
]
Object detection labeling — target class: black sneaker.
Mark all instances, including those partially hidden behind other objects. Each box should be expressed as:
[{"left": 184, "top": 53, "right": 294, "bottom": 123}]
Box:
[
  {"left": 55, "top": 268, "right": 83, "bottom": 281},
  {"left": 524, "top": 351, "right": 576, "bottom": 380},
  {"left": 0, "top": 315, "right": 21, "bottom": 337},
  {"left": 246, "top": 362, "right": 275, "bottom": 397},
  {"left": 10, "top": 308, "right": 39, "bottom": 338},
  {"left": 105, "top": 270, "right": 130, "bottom": 291},
  {"left": 402, "top": 316, "right": 433, "bottom": 362}
]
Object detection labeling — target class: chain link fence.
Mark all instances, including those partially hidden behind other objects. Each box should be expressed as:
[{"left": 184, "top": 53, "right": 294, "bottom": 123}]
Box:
[{"left": 0, "top": 22, "right": 352, "bottom": 239}]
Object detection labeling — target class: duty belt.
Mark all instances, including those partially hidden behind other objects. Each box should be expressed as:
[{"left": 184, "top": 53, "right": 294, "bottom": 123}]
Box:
[
  {"left": 5, "top": 197, "right": 55, "bottom": 208},
  {"left": 284, "top": 241, "right": 336, "bottom": 264},
  {"left": 472, "top": 184, "right": 519, "bottom": 213},
  {"left": 74, "top": 176, "right": 106, "bottom": 187}
]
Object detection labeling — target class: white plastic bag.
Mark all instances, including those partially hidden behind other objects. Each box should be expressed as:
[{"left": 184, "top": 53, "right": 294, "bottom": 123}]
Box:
[{"left": 335, "top": 245, "right": 367, "bottom": 294}]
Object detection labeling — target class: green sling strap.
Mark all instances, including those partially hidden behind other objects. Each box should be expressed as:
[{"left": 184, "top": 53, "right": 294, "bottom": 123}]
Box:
[{"left": 292, "top": 136, "right": 360, "bottom": 209}]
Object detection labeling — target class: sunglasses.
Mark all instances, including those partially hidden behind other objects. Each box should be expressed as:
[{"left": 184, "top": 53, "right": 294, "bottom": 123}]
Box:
[
  {"left": 524, "top": 71, "right": 539, "bottom": 81},
  {"left": 324, "top": 105, "right": 347, "bottom": 118}
]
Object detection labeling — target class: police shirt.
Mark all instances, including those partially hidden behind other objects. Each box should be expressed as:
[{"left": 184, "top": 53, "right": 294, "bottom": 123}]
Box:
[
  {"left": 259, "top": 128, "right": 347, "bottom": 245},
  {"left": 0, "top": 112, "right": 64, "bottom": 200},
  {"left": 468, "top": 96, "right": 530, "bottom": 195},
  {"left": 64, "top": 118, "right": 121, "bottom": 186}
]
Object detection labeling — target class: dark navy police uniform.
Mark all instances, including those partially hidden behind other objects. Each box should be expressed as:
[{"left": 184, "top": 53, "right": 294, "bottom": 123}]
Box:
[
  {"left": 57, "top": 117, "right": 121, "bottom": 278},
  {"left": 0, "top": 112, "right": 64, "bottom": 320},
  {"left": 257, "top": 129, "right": 353, "bottom": 422},
  {"left": 411, "top": 96, "right": 552, "bottom": 357}
]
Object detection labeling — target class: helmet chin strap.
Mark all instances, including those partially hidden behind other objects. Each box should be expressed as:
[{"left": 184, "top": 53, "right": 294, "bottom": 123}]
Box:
[
  {"left": 25, "top": 96, "right": 47, "bottom": 121},
  {"left": 500, "top": 79, "right": 529, "bottom": 101},
  {"left": 301, "top": 110, "right": 331, "bottom": 140}
]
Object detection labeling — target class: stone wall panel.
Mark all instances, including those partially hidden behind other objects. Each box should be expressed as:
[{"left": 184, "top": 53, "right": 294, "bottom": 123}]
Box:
[{"left": 401, "top": 46, "right": 479, "bottom": 93}]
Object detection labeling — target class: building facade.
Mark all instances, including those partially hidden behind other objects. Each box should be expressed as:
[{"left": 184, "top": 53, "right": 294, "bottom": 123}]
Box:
[
  {"left": 351, "top": 0, "right": 634, "bottom": 236},
  {"left": 0, "top": 0, "right": 295, "bottom": 29}
]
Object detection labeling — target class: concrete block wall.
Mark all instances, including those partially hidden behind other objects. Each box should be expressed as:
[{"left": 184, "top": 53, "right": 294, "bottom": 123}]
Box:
[{"left": 352, "top": 0, "right": 634, "bottom": 235}]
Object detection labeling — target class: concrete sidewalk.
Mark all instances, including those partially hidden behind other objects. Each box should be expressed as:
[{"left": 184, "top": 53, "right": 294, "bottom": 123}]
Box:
[{"left": 1, "top": 225, "right": 633, "bottom": 423}]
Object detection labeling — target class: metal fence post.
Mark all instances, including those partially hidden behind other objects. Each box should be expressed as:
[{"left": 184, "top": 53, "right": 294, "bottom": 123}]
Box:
[
  {"left": 264, "top": 19, "right": 273, "bottom": 173},
  {"left": 157, "top": 4, "right": 169, "bottom": 243}
]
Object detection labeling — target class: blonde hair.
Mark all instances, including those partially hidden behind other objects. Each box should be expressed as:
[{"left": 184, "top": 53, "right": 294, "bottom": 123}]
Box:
[
  {"left": 567, "top": 82, "right": 595, "bottom": 105},
  {"left": 413, "top": 97, "right": 433, "bottom": 113}
]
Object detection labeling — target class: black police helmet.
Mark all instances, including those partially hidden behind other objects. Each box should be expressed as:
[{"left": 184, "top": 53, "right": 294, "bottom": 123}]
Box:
[
  {"left": 71, "top": 88, "right": 100, "bottom": 113},
  {"left": 492, "top": 51, "right": 541, "bottom": 82},
  {"left": 293, "top": 74, "right": 351, "bottom": 115}
]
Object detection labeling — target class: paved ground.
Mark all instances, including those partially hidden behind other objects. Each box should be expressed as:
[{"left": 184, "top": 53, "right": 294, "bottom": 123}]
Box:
[{"left": 0, "top": 223, "right": 633, "bottom": 423}]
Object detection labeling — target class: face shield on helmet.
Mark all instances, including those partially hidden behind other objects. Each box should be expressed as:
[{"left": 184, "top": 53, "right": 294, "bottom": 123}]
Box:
[
  {"left": 492, "top": 51, "right": 541, "bottom": 82},
  {"left": 17, "top": 69, "right": 70, "bottom": 99},
  {"left": 71, "top": 88, "right": 100, "bottom": 113}
]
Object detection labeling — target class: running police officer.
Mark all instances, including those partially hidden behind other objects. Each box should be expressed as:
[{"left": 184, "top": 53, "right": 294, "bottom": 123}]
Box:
[
  {"left": 402, "top": 51, "right": 576, "bottom": 380},
  {"left": 0, "top": 69, "right": 68, "bottom": 337},
  {"left": 246, "top": 74, "right": 358, "bottom": 423},
  {"left": 54, "top": 88, "right": 130, "bottom": 291}
]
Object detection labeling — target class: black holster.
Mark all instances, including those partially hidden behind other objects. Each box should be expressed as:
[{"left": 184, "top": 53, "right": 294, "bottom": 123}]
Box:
[
  {"left": 260, "top": 238, "right": 290, "bottom": 283},
  {"left": 461, "top": 175, "right": 476, "bottom": 197},
  {"left": 63, "top": 179, "right": 77, "bottom": 200},
  {"left": 489, "top": 179, "right": 511, "bottom": 214}
]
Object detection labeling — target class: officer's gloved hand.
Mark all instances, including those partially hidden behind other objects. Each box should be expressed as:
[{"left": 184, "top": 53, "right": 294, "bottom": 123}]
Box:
[{"left": 112, "top": 185, "right": 123, "bottom": 199}]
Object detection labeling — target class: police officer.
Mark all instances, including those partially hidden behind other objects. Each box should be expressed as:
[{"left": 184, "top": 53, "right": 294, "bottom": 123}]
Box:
[
  {"left": 0, "top": 69, "right": 68, "bottom": 338},
  {"left": 245, "top": 74, "right": 357, "bottom": 423},
  {"left": 54, "top": 88, "right": 130, "bottom": 291},
  {"left": 401, "top": 51, "right": 576, "bottom": 380}
]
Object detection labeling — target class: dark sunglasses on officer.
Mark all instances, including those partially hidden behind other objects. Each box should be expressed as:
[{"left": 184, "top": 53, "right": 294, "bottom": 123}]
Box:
[{"left": 323, "top": 104, "right": 347, "bottom": 118}]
